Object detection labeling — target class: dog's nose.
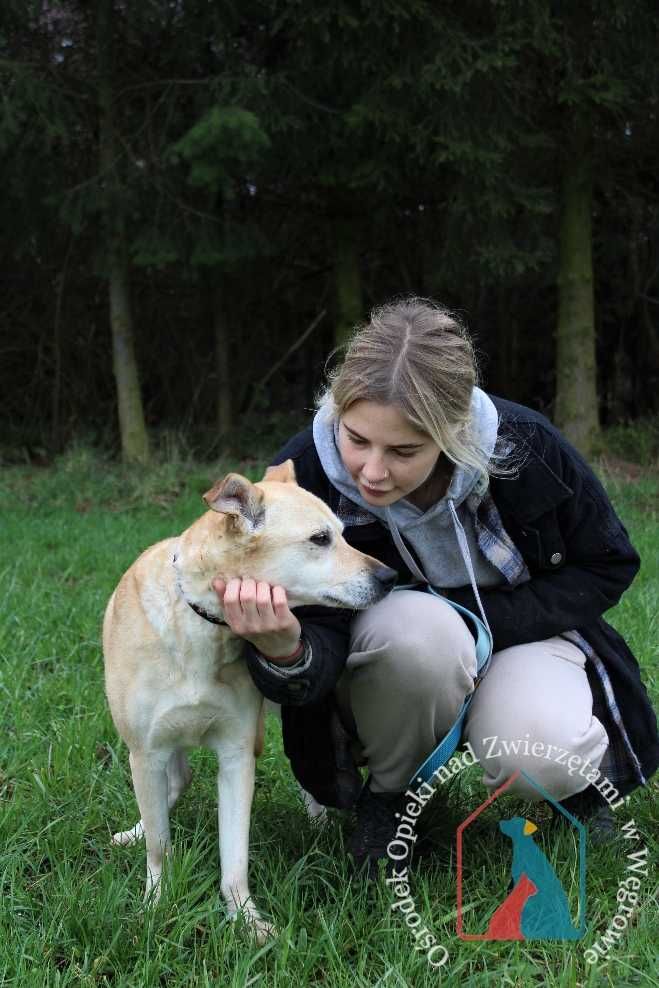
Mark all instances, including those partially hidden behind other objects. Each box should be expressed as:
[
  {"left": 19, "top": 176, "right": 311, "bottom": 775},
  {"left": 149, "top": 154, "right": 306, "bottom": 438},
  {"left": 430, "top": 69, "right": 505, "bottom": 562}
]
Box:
[{"left": 372, "top": 564, "right": 398, "bottom": 592}]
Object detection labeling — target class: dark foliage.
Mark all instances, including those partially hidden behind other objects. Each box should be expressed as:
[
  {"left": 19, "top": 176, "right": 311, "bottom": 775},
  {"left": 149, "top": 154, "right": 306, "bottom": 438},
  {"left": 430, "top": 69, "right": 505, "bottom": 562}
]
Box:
[{"left": 1, "top": 1, "right": 657, "bottom": 459}]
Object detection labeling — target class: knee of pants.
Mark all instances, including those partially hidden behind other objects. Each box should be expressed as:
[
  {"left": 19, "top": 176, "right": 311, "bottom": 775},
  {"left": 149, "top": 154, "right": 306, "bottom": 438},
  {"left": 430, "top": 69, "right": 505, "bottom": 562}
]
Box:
[
  {"left": 346, "top": 636, "right": 477, "bottom": 710},
  {"left": 359, "top": 637, "right": 474, "bottom": 705},
  {"left": 348, "top": 590, "right": 478, "bottom": 696},
  {"left": 465, "top": 704, "right": 610, "bottom": 801},
  {"left": 464, "top": 638, "right": 610, "bottom": 800},
  {"left": 472, "top": 717, "right": 609, "bottom": 801}
]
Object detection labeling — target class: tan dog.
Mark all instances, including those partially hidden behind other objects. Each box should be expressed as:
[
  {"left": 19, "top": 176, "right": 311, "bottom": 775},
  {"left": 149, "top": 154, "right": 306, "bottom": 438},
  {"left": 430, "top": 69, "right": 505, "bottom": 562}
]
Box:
[{"left": 103, "top": 459, "right": 395, "bottom": 941}]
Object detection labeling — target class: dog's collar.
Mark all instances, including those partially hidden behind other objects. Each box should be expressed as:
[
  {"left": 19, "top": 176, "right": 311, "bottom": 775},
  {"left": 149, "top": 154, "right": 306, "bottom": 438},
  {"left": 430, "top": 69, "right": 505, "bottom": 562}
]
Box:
[
  {"left": 185, "top": 599, "right": 228, "bottom": 626},
  {"left": 173, "top": 553, "right": 228, "bottom": 627}
]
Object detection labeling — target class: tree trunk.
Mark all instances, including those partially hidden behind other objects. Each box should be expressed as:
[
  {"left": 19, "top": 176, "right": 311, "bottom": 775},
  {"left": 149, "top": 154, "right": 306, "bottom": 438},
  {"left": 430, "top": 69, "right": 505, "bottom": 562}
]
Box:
[
  {"left": 213, "top": 283, "right": 232, "bottom": 436},
  {"left": 609, "top": 198, "right": 639, "bottom": 423},
  {"left": 97, "top": 0, "right": 149, "bottom": 464},
  {"left": 51, "top": 237, "right": 72, "bottom": 451},
  {"left": 333, "top": 218, "right": 363, "bottom": 347},
  {"left": 108, "top": 239, "right": 150, "bottom": 464},
  {"left": 554, "top": 122, "right": 600, "bottom": 456},
  {"left": 636, "top": 199, "right": 659, "bottom": 415}
]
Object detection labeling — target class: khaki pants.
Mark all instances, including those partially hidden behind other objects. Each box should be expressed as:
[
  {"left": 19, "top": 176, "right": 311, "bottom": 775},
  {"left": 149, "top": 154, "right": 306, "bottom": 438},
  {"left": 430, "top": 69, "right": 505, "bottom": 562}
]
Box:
[{"left": 334, "top": 589, "right": 609, "bottom": 798}]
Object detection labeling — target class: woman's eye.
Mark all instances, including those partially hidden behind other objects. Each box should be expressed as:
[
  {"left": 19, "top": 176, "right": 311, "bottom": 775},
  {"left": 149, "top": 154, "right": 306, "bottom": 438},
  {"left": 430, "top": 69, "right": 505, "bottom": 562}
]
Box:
[
  {"left": 310, "top": 532, "right": 331, "bottom": 546},
  {"left": 348, "top": 434, "right": 414, "bottom": 458}
]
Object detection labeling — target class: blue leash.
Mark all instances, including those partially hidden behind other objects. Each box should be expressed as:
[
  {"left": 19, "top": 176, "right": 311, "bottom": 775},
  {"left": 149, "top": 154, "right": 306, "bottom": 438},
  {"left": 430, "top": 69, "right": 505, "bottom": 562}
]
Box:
[{"left": 392, "top": 583, "right": 493, "bottom": 788}]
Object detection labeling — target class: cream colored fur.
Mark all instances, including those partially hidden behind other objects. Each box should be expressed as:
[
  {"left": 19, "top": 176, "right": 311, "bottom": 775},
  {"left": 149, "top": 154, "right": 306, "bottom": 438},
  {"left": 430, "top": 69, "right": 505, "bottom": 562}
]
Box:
[{"left": 103, "top": 460, "right": 393, "bottom": 942}]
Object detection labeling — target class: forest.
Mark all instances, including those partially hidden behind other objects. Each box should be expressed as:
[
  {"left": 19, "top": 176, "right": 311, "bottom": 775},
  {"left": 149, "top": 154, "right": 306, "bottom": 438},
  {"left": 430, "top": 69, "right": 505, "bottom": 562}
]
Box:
[{"left": 2, "top": 1, "right": 658, "bottom": 464}]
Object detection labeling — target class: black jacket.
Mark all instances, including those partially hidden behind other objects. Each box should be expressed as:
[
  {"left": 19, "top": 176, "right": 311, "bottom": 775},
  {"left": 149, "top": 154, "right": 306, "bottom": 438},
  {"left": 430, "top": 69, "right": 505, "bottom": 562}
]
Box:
[{"left": 244, "top": 396, "right": 659, "bottom": 804}]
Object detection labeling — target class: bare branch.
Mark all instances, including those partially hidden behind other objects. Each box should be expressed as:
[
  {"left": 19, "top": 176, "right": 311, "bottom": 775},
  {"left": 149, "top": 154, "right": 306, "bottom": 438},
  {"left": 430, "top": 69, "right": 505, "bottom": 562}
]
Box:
[{"left": 244, "top": 309, "right": 327, "bottom": 415}]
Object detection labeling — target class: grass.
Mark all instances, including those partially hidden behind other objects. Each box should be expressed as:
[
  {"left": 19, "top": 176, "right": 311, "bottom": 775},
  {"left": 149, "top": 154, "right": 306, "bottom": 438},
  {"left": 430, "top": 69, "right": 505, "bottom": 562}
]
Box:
[{"left": 0, "top": 447, "right": 657, "bottom": 987}]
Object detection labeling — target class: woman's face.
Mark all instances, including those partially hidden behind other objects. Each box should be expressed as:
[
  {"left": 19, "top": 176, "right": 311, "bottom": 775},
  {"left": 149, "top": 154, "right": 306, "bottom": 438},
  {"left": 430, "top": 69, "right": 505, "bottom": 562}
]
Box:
[{"left": 337, "top": 400, "right": 441, "bottom": 507}]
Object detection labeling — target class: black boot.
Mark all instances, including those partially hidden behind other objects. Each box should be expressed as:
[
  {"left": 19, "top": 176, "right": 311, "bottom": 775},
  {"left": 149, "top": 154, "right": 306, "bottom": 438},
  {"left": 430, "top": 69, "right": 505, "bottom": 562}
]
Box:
[
  {"left": 348, "top": 780, "right": 412, "bottom": 879},
  {"left": 555, "top": 787, "right": 616, "bottom": 845}
]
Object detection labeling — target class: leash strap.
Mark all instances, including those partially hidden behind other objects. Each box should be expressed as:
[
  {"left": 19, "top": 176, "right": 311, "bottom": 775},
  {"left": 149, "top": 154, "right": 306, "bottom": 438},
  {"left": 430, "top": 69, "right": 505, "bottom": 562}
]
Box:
[
  {"left": 382, "top": 506, "right": 493, "bottom": 785},
  {"left": 392, "top": 582, "right": 493, "bottom": 787}
]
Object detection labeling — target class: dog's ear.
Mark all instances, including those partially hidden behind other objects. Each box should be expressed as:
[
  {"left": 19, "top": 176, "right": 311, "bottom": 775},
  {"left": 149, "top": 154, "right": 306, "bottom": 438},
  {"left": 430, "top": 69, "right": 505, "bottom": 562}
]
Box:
[
  {"left": 203, "top": 474, "right": 265, "bottom": 533},
  {"left": 262, "top": 459, "right": 297, "bottom": 485}
]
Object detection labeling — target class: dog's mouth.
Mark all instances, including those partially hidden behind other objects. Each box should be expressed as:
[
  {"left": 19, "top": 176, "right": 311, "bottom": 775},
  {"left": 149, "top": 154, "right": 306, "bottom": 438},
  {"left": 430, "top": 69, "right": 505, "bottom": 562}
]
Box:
[
  {"left": 320, "top": 590, "right": 377, "bottom": 610},
  {"left": 314, "top": 580, "right": 392, "bottom": 610}
]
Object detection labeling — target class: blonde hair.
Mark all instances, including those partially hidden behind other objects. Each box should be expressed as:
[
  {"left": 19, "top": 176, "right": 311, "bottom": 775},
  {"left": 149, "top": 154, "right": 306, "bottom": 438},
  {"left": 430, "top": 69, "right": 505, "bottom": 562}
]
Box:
[{"left": 316, "top": 297, "right": 511, "bottom": 485}]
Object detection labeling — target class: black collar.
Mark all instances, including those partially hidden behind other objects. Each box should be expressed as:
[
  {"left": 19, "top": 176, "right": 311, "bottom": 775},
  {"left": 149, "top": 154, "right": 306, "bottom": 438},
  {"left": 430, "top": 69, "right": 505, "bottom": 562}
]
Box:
[
  {"left": 185, "top": 599, "right": 228, "bottom": 626},
  {"left": 173, "top": 553, "right": 228, "bottom": 627}
]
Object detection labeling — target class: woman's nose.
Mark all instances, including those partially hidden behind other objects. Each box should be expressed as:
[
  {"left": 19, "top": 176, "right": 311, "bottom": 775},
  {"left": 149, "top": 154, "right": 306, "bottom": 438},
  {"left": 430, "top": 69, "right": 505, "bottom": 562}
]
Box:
[{"left": 362, "top": 455, "right": 387, "bottom": 480}]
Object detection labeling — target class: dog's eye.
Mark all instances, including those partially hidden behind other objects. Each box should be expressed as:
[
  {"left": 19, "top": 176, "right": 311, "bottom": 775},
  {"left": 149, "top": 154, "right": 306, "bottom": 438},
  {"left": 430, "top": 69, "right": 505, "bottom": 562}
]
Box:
[{"left": 309, "top": 531, "right": 332, "bottom": 547}]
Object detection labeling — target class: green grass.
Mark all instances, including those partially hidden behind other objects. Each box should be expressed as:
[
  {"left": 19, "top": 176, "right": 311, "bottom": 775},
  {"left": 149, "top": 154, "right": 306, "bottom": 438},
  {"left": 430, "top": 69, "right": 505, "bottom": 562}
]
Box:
[{"left": 0, "top": 450, "right": 657, "bottom": 987}]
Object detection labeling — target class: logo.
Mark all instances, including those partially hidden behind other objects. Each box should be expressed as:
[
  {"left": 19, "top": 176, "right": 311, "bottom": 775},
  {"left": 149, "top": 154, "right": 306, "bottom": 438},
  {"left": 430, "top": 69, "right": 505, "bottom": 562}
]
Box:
[
  {"left": 385, "top": 739, "right": 649, "bottom": 973},
  {"left": 456, "top": 770, "right": 586, "bottom": 941}
]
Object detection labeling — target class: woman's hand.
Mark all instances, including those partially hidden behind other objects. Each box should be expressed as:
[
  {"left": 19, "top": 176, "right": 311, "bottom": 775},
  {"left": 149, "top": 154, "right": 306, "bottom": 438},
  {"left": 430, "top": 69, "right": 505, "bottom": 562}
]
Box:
[{"left": 212, "top": 577, "right": 302, "bottom": 662}]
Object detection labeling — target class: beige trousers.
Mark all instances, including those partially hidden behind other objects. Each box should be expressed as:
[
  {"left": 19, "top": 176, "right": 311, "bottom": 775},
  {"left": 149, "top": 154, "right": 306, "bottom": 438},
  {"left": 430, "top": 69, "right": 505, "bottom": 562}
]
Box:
[{"left": 334, "top": 589, "right": 609, "bottom": 798}]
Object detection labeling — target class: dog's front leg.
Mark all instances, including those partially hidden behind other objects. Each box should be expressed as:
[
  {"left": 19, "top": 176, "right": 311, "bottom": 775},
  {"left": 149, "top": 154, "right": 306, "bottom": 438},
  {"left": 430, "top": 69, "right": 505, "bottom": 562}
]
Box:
[
  {"left": 214, "top": 740, "right": 275, "bottom": 943},
  {"left": 128, "top": 749, "right": 172, "bottom": 902}
]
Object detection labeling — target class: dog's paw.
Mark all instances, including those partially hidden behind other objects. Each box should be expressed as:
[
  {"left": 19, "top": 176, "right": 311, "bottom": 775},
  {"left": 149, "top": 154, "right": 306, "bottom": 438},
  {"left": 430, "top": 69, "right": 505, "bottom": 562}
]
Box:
[
  {"left": 230, "top": 906, "right": 277, "bottom": 944},
  {"left": 111, "top": 822, "right": 145, "bottom": 846},
  {"left": 141, "top": 888, "right": 162, "bottom": 910},
  {"left": 251, "top": 917, "right": 277, "bottom": 945},
  {"left": 142, "top": 874, "right": 163, "bottom": 907}
]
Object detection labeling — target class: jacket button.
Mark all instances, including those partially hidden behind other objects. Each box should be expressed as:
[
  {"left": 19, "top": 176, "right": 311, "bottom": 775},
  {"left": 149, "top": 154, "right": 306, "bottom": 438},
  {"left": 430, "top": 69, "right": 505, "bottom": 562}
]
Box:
[{"left": 550, "top": 552, "right": 563, "bottom": 565}]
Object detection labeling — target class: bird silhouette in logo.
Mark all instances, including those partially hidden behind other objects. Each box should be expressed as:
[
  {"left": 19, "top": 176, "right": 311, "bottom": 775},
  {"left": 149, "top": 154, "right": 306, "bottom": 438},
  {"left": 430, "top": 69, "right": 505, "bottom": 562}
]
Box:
[{"left": 484, "top": 816, "right": 582, "bottom": 940}]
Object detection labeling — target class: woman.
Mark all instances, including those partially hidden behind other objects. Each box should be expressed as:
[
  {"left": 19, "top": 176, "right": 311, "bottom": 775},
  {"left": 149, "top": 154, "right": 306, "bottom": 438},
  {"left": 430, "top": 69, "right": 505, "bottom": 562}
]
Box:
[{"left": 213, "top": 298, "right": 658, "bottom": 876}]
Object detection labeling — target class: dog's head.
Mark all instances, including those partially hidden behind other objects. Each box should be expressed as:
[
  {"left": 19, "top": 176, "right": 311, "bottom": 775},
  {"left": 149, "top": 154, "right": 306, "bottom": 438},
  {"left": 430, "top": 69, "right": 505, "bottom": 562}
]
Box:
[{"left": 180, "top": 459, "right": 396, "bottom": 610}]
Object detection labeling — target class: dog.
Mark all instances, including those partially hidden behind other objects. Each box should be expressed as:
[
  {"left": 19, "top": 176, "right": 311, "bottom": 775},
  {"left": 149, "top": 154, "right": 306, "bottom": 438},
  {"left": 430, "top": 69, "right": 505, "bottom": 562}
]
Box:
[{"left": 103, "top": 459, "right": 396, "bottom": 941}]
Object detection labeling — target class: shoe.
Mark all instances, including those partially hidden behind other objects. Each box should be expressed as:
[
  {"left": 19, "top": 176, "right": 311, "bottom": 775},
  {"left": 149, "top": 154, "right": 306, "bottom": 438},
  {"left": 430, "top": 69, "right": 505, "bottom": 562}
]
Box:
[
  {"left": 554, "top": 787, "right": 617, "bottom": 846},
  {"left": 348, "top": 779, "right": 412, "bottom": 879},
  {"left": 586, "top": 805, "right": 617, "bottom": 845}
]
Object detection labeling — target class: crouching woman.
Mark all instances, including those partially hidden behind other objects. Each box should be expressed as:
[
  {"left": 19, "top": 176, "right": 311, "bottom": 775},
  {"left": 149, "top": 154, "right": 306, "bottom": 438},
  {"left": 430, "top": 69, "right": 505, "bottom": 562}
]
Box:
[{"left": 214, "top": 298, "right": 658, "bottom": 875}]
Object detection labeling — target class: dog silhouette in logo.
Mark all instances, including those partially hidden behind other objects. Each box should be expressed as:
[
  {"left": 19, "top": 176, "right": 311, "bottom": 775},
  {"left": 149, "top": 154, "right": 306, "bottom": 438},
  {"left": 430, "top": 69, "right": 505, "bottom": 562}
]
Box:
[{"left": 484, "top": 817, "right": 581, "bottom": 940}]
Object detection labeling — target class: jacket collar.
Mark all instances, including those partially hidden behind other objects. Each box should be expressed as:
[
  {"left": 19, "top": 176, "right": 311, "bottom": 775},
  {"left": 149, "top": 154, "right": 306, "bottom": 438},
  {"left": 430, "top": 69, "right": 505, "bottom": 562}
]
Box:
[{"left": 491, "top": 447, "right": 573, "bottom": 524}]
